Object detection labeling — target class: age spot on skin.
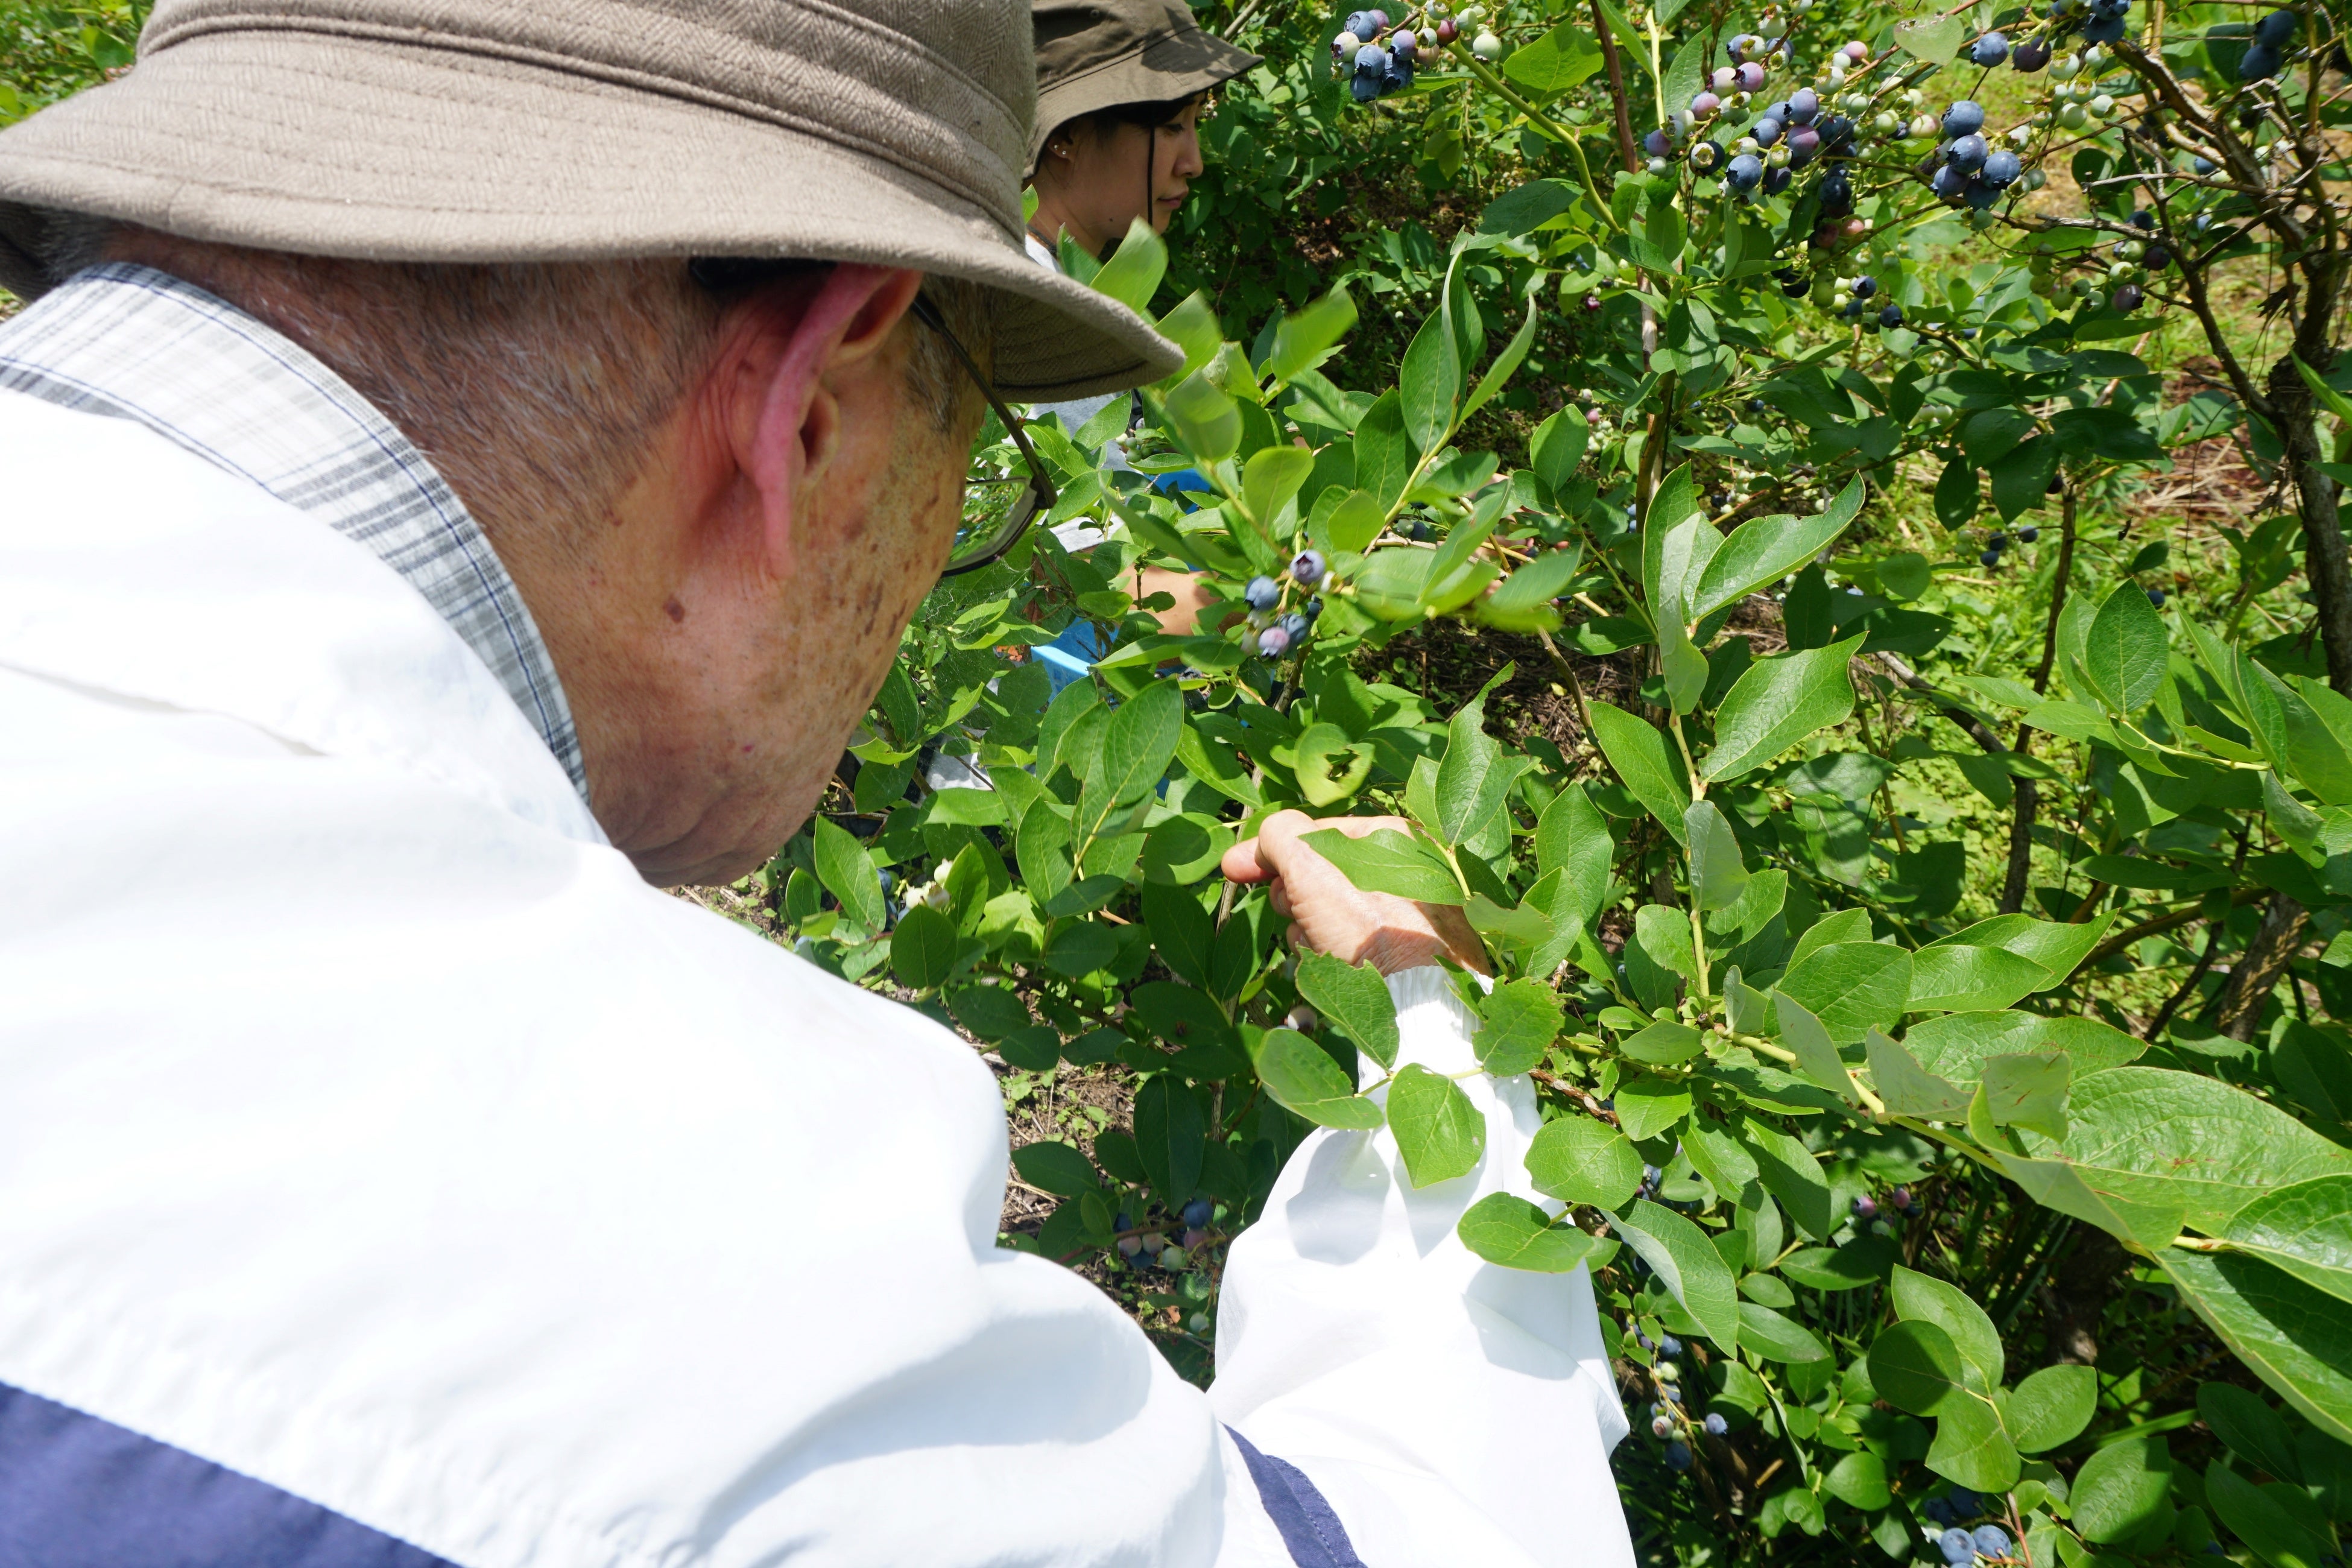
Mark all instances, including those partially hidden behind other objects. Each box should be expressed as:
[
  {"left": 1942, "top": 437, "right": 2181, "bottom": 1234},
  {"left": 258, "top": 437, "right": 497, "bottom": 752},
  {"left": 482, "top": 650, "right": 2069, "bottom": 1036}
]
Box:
[{"left": 665, "top": 596, "right": 686, "bottom": 624}]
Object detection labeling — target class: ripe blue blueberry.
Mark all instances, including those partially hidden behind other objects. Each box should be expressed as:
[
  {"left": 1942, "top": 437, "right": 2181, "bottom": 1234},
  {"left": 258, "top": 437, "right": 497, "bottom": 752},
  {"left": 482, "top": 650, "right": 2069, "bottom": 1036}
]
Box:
[
  {"left": 1703, "top": 1412, "right": 1728, "bottom": 1436},
  {"left": 1924, "top": 1497, "right": 1953, "bottom": 1525},
  {"left": 1982, "top": 148, "right": 2022, "bottom": 187},
  {"left": 2241, "top": 41, "right": 2282, "bottom": 78},
  {"left": 1183, "top": 1197, "right": 1212, "bottom": 1228},
  {"left": 1659, "top": 1335, "right": 1683, "bottom": 1356},
  {"left": 1950, "top": 1488, "right": 1981, "bottom": 1516},
  {"left": 1989, "top": 531, "right": 2007, "bottom": 548},
  {"left": 2193, "top": 154, "right": 2217, "bottom": 175},
  {"left": 1943, "top": 99, "right": 1986, "bottom": 138},
  {"left": 1382, "top": 57, "right": 1414, "bottom": 92},
  {"left": 1879, "top": 303, "right": 1904, "bottom": 327},
  {"left": 1726, "top": 153, "right": 1765, "bottom": 191},
  {"left": 1948, "top": 132, "right": 1990, "bottom": 172},
  {"left": 1344, "top": 10, "right": 1380, "bottom": 38},
  {"left": 1974, "top": 1526, "right": 2013, "bottom": 1559},
  {"left": 1939, "top": 1528, "right": 1976, "bottom": 1565},
  {"left": 1303, "top": 596, "right": 1324, "bottom": 621},
  {"left": 1970, "top": 31, "right": 2010, "bottom": 65},
  {"left": 2116, "top": 282, "right": 2145, "bottom": 312},
  {"left": 1818, "top": 167, "right": 1853, "bottom": 215},
  {"left": 1763, "top": 166, "right": 1792, "bottom": 195},
  {"left": 1634, "top": 1329, "right": 1654, "bottom": 1350},
  {"left": 1349, "top": 72, "right": 1380, "bottom": 100},
  {"left": 2257, "top": 7, "right": 2299, "bottom": 45},
  {"left": 2084, "top": 13, "right": 2124, "bottom": 40},
  {"left": 2148, "top": 586, "right": 2166, "bottom": 606},
  {"left": 1751, "top": 115, "right": 1783, "bottom": 147},
  {"left": 1786, "top": 125, "right": 1822, "bottom": 166},
  {"left": 1353, "top": 43, "right": 1387, "bottom": 72},
  {"left": 1664, "top": 1440, "right": 1692, "bottom": 1470},
  {"left": 1291, "top": 549, "right": 1326, "bottom": 585},
  {"left": 1980, "top": 549, "right": 2000, "bottom": 568},
  {"left": 1280, "top": 612, "right": 1310, "bottom": 642},
  {"left": 1787, "top": 87, "right": 1819, "bottom": 124},
  {"left": 2013, "top": 39, "right": 2050, "bottom": 71},
  {"left": 1244, "top": 574, "right": 1280, "bottom": 611},
  {"left": 1851, "top": 274, "right": 1877, "bottom": 299},
  {"left": 1257, "top": 625, "right": 1291, "bottom": 657},
  {"left": 1816, "top": 113, "right": 1856, "bottom": 151},
  {"left": 1931, "top": 163, "right": 1968, "bottom": 198},
  {"left": 2017, "top": 526, "right": 2039, "bottom": 542}
]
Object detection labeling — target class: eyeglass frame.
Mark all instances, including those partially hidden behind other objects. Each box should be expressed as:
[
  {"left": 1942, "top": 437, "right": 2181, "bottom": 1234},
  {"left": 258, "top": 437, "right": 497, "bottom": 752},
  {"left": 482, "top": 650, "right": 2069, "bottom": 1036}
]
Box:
[{"left": 684, "top": 258, "right": 1055, "bottom": 578}]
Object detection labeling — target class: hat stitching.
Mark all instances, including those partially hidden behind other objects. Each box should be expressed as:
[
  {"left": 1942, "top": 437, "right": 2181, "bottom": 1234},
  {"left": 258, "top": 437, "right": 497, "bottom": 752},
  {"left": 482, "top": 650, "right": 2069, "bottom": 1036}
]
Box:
[{"left": 139, "top": 14, "right": 1029, "bottom": 236}]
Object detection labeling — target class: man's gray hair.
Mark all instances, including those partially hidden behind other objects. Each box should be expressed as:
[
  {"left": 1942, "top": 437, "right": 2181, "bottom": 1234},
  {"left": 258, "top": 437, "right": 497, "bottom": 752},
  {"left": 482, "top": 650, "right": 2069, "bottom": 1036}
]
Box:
[{"left": 77, "top": 225, "right": 990, "bottom": 558}]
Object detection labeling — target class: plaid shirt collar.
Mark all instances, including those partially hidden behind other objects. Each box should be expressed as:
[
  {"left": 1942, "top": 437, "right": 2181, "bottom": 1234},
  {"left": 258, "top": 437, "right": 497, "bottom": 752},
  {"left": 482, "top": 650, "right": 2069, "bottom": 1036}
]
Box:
[{"left": 0, "top": 263, "right": 587, "bottom": 799}]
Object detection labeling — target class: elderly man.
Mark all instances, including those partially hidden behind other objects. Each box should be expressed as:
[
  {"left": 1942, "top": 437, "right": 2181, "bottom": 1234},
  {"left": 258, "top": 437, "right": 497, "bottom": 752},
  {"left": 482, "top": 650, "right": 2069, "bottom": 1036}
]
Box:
[{"left": 0, "top": 3, "right": 1632, "bottom": 1565}]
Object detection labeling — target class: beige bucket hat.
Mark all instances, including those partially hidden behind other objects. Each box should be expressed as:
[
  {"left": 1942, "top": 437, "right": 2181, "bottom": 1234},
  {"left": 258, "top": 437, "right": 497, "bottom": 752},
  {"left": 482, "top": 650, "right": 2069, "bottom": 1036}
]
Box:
[
  {"left": 0, "top": 0, "right": 1181, "bottom": 400},
  {"left": 1031, "top": 0, "right": 1262, "bottom": 174}
]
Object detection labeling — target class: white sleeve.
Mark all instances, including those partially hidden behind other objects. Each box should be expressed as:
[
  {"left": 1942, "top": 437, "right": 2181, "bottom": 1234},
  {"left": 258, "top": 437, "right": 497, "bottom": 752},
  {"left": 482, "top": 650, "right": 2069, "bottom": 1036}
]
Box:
[{"left": 1207, "top": 968, "right": 1634, "bottom": 1568}]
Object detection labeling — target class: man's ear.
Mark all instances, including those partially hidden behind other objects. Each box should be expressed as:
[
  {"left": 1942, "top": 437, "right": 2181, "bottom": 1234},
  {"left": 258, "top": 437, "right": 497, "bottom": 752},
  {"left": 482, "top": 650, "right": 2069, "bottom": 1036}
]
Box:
[{"left": 738, "top": 264, "right": 925, "bottom": 578}]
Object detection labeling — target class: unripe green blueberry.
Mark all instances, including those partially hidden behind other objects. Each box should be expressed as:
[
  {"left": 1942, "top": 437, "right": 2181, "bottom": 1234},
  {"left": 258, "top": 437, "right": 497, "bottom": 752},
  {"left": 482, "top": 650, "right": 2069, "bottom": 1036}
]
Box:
[
  {"left": 1471, "top": 30, "right": 1503, "bottom": 60},
  {"left": 2109, "top": 261, "right": 2140, "bottom": 282},
  {"left": 2023, "top": 167, "right": 2047, "bottom": 191},
  {"left": 2082, "top": 289, "right": 2106, "bottom": 309},
  {"left": 2117, "top": 238, "right": 2145, "bottom": 261},
  {"left": 2060, "top": 102, "right": 2089, "bottom": 128},
  {"left": 2090, "top": 93, "right": 2116, "bottom": 116}
]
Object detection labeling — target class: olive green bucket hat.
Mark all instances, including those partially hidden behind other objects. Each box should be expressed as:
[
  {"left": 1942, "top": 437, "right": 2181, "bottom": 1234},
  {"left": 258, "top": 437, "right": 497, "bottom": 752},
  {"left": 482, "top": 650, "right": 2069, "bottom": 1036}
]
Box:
[
  {"left": 0, "top": 0, "right": 1181, "bottom": 400},
  {"left": 1031, "top": 0, "right": 1262, "bottom": 174}
]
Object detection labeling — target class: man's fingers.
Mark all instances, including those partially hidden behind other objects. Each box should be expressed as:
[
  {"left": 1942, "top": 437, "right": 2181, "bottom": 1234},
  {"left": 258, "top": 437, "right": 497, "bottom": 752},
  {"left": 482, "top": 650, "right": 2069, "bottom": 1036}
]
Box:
[
  {"left": 1219, "top": 836, "right": 1270, "bottom": 884},
  {"left": 1221, "top": 810, "right": 1313, "bottom": 886}
]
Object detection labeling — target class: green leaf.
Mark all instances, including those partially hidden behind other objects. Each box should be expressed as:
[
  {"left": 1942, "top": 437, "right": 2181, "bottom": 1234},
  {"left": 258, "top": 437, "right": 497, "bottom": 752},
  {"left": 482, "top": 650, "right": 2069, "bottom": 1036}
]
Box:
[
  {"left": 1256, "top": 1028, "right": 1386, "bottom": 1129},
  {"left": 1742, "top": 1119, "right": 1836, "bottom": 1240},
  {"left": 1399, "top": 305, "right": 1461, "bottom": 455},
  {"left": 1780, "top": 1236, "right": 1898, "bottom": 1291},
  {"left": 1989, "top": 434, "right": 2062, "bottom": 523},
  {"left": 1777, "top": 991, "right": 1859, "bottom": 1104},
  {"left": 1892, "top": 11, "right": 1967, "bottom": 61},
  {"left": 1434, "top": 671, "right": 1518, "bottom": 847},
  {"left": 1736, "top": 1301, "right": 1832, "bottom": 1362},
  {"left": 1685, "top": 800, "right": 1750, "bottom": 912},
  {"left": 1263, "top": 285, "right": 1358, "bottom": 386},
  {"left": 1318, "top": 488, "right": 1387, "bottom": 555},
  {"left": 2207, "top": 1460, "right": 2335, "bottom": 1568},
  {"left": 1295, "top": 951, "right": 1401, "bottom": 1070},
  {"left": 1073, "top": 679, "right": 1183, "bottom": 850},
  {"left": 1291, "top": 721, "right": 1373, "bottom": 808},
  {"left": 1928, "top": 1396, "right": 2024, "bottom": 1494},
  {"left": 2009, "top": 1365, "right": 2098, "bottom": 1452},
  {"left": 1704, "top": 637, "right": 1864, "bottom": 782},
  {"left": 1481, "top": 548, "right": 1581, "bottom": 633},
  {"left": 2074, "top": 1435, "right": 2177, "bottom": 1544},
  {"left": 1386, "top": 1064, "right": 1486, "bottom": 1187},
  {"left": 1239, "top": 444, "right": 1315, "bottom": 531},
  {"left": 1642, "top": 464, "right": 1720, "bottom": 623},
  {"left": 1620, "top": 1020, "right": 1704, "bottom": 1067},
  {"left": 1354, "top": 390, "right": 1412, "bottom": 513},
  {"left": 2084, "top": 579, "right": 2172, "bottom": 715},
  {"left": 890, "top": 903, "right": 958, "bottom": 990},
  {"left": 1154, "top": 291, "right": 1222, "bottom": 382},
  {"left": 1926, "top": 912, "right": 2113, "bottom": 991},
  {"left": 2163, "top": 1249, "right": 2352, "bottom": 1447},
  {"left": 1979, "top": 1051, "right": 2072, "bottom": 1141},
  {"left": 1456, "top": 1193, "right": 1617, "bottom": 1272},
  {"left": 1476, "top": 978, "right": 1564, "bottom": 1075},
  {"left": 1501, "top": 18, "right": 1605, "bottom": 89},
  {"left": 1891, "top": 1264, "right": 2006, "bottom": 1389},
  {"left": 1300, "top": 827, "right": 1465, "bottom": 905},
  {"left": 1165, "top": 369, "right": 1241, "bottom": 463},
  {"left": 1011, "top": 1140, "right": 1100, "bottom": 1198},
  {"left": 1587, "top": 701, "right": 1693, "bottom": 844},
  {"left": 1868, "top": 1029, "right": 1974, "bottom": 1119},
  {"left": 1529, "top": 407, "right": 1589, "bottom": 495},
  {"left": 1088, "top": 217, "right": 1168, "bottom": 314},
  {"left": 1906, "top": 1015, "right": 2146, "bottom": 1094},
  {"left": 1174, "top": 719, "right": 1262, "bottom": 807},
  {"left": 1526, "top": 1114, "right": 1645, "bottom": 1209},
  {"left": 1869, "top": 1319, "right": 1973, "bottom": 1415},
  {"left": 813, "top": 817, "right": 887, "bottom": 931},
  {"left": 1824, "top": 1451, "right": 1892, "bottom": 1510},
  {"left": 1460, "top": 275, "right": 1544, "bottom": 428},
  {"left": 1688, "top": 478, "right": 1865, "bottom": 621},
  {"left": 1777, "top": 942, "right": 1911, "bottom": 1042},
  {"left": 1906, "top": 943, "right": 2055, "bottom": 1013},
  {"left": 1613, "top": 1199, "right": 1742, "bottom": 1351},
  {"left": 1133, "top": 1075, "right": 1205, "bottom": 1202},
  {"left": 1141, "top": 879, "right": 1216, "bottom": 987},
  {"left": 2221, "top": 1174, "right": 2352, "bottom": 1308},
  {"left": 1614, "top": 1075, "right": 1692, "bottom": 1142},
  {"left": 1537, "top": 781, "right": 1614, "bottom": 926},
  {"left": 2200, "top": 1382, "right": 2305, "bottom": 1482}
]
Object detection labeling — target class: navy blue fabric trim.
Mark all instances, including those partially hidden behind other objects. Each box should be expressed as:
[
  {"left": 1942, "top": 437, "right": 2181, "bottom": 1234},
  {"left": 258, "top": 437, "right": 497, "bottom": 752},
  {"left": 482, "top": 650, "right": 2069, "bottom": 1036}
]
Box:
[
  {"left": 0, "top": 1381, "right": 460, "bottom": 1568},
  {"left": 1225, "top": 1426, "right": 1367, "bottom": 1568}
]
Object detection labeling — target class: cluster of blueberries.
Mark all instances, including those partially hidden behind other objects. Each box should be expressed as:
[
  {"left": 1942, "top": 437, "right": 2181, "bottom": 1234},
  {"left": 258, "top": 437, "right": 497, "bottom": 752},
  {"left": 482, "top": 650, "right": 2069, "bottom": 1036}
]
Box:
[
  {"left": 1923, "top": 100, "right": 2025, "bottom": 212},
  {"left": 1113, "top": 1196, "right": 1216, "bottom": 1269},
  {"left": 1245, "top": 550, "right": 1327, "bottom": 657},
  {"left": 1632, "top": 1326, "right": 1729, "bottom": 1470},
  {"left": 1658, "top": 59, "right": 1868, "bottom": 207},
  {"left": 1335, "top": 10, "right": 1418, "bottom": 101},
  {"left": 1939, "top": 1524, "right": 2015, "bottom": 1564},
  {"left": 2236, "top": 6, "right": 2301, "bottom": 80},
  {"left": 1853, "top": 1186, "right": 1920, "bottom": 1221},
  {"left": 1973, "top": 526, "right": 2040, "bottom": 571}
]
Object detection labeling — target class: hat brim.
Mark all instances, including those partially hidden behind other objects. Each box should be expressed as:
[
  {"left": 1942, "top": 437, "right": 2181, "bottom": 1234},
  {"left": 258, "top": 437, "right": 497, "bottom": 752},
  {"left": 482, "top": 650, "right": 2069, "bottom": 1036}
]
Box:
[
  {"left": 0, "top": 31, "right": 1181, "bottom": 401},
  {"left": 1029, "top": 30, "right": 1263, "bottom": 171}
]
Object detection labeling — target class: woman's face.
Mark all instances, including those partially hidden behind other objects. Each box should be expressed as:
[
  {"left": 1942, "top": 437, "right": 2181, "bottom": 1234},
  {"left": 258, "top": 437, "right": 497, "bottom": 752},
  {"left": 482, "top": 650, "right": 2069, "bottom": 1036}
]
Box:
[{"left": 1040, "top": 98, "right": 1207, "bottom": 251}]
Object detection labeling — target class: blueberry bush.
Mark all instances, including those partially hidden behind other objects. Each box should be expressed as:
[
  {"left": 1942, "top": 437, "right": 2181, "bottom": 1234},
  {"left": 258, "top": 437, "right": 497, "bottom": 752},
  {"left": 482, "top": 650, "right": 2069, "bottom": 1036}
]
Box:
[
  {"left": 773, "top": 0, "right": 2352, "bottom": 1559},
  {"left": 16, "top": 0, "right": 2352, "bottom": 1560}
]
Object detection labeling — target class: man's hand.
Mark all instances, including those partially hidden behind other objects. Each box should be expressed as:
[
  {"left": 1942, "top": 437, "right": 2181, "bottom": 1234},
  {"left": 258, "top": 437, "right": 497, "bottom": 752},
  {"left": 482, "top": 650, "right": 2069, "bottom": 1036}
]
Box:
[{"left": 1221, "top": 811, "right": 1490, "bottom": 978}]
